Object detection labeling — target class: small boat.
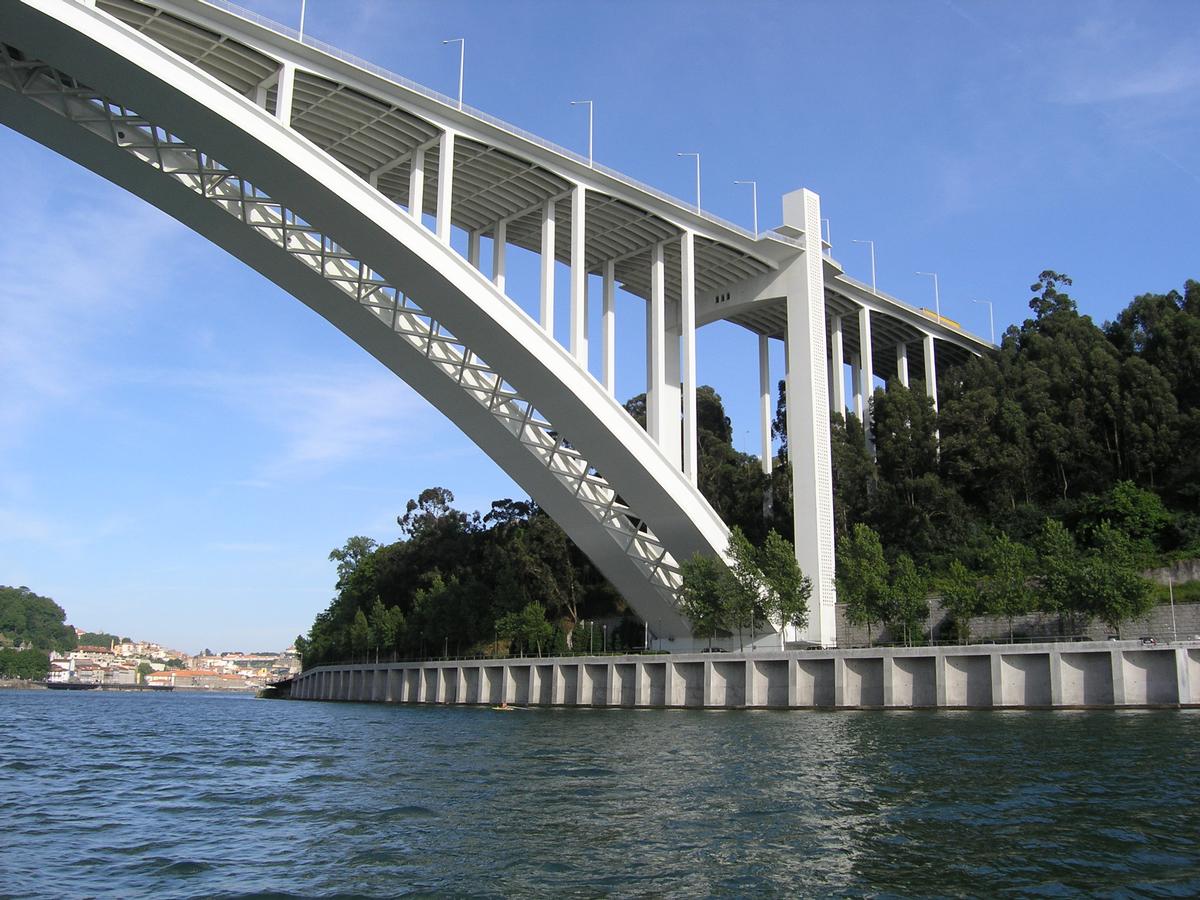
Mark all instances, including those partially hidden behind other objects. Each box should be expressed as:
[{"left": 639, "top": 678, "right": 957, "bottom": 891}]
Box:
[{"left": 45, "top": 680, "right": 100, "bottom": 691}]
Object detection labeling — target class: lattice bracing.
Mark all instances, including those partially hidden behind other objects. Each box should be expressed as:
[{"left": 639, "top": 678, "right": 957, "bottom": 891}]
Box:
[{"left": 0, "top": 42, "right": 685, "bottom": 605}]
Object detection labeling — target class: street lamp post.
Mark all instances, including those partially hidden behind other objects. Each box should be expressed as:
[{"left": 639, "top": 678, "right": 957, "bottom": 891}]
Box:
[
  {"left": 916, "top": 271, "right": 941, "bottom": 322},
  {"left": 570, "top": 100, "right": 593, "bottom": 167},
  {"left": 972, "top": 298, "right": 995, "bottom": 345},
  {"left": 442, "top": 38, "right": 465, "bottom": 110},
  {"left": 733, "top": 179, "right": 758, "bottom": 236},
  {"left": 851, "top": 239, "right": 876, "bottom": 294},
  {"left": 676, "top": 152, "right": 700, "bottom": 212},
  {"left": 602, "top": 623, "right": 608, "bottom": 653},
  {"left": 589, "top": 620, "right": 594, "bottom": 654},
  {"left": 298, "top": 0, "right": 307, "bottom": 41}
]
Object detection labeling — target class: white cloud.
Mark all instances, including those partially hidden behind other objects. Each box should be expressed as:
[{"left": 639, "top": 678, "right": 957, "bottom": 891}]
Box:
[
  {"left": 0, "top": 507, "right": 54, "bottom": 543},
  {"left": 124, "top": 362, "right": 447, "bottom": 482},
  {"left": 1053, "top": 50, "right": 1200, "bottom": 106},
  {"left": 1041, "top": 9, "right": 1200, "bottom": 108},
  {"left": 0, "top": 142, "right": 188, "bottom": 446}
]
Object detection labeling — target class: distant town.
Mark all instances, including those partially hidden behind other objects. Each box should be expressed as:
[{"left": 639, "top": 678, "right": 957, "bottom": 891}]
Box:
[{"left": 48, "top": 628, "right": 301, "bottom": 691}]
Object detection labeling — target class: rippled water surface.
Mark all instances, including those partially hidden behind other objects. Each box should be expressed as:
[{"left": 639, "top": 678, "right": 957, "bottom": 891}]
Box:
[{"left": 2, "top": 690, "right": 1199, "bottom": 897}]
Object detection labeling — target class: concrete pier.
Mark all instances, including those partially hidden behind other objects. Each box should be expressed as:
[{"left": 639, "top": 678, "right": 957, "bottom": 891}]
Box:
[{"left": 290, "top": 641, "right": 1200, "bottom": 710}]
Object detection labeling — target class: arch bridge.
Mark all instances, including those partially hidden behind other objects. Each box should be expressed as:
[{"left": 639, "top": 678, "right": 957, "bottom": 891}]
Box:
[{"left": 0, "top": 0, "right": 989, "bottom": 648}]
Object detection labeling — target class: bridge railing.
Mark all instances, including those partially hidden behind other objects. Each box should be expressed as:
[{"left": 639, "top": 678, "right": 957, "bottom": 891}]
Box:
[{"left": 197, "top": 0, "right": 803, "bottom": 246}]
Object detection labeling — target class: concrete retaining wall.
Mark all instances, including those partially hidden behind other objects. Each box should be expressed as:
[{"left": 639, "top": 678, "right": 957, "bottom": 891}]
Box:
[
  {"left": 835, "top": 600, "right": 1200, "bottom": 648},
  {"left": 291, "top": 640, "right": 1200, "bottom": 709}
]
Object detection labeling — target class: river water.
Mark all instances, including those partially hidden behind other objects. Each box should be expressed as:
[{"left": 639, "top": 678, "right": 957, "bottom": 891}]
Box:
[{"left": 2, "top": 689, "right": 1198, "bottom": 897}]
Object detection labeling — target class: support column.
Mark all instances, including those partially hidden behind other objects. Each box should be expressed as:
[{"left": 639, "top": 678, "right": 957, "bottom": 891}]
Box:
[
  {"left": 602, "top": 260, "right": 616, "bottom": 395},
  {"left": 551, "top": 663, "right": 565, "bottom": 705},
  {"left": 467, "top": 229, "right": 481, "bottom": 269},
  {"left": 253, "top": 70, "right": 276, "bottom": 113},
  {"left": 570, "top": 184, "right": 588, "bottom": 364},
  {"left": 275, "top": 62, "right": 295, "bottom": 127},
  {"left": 990, "top": 654, "right": 1004, "bottom": 707},
  {"left": 492, "top": 220, "right": 507, "bottom": 292},
  {"left": 834, "top": 657, "right": 847, "bottom": 706},
  {"left": 663, "top": 297, "right": 682, "bottom": 470},
  {"left": 781, "top": 188, "right": 837, "bottom": 647},
  {"left": 923, "top": 333, "right": 939, "bottom": 412},
  {"left": 850, "top": 353, "right": 863, "bottom": 422},
  {"left": 540, "top": 199, "right": 556, "bottom": 333},
  {"left": 681, "top": 230, "right": 698, "bottom": 483},
  {"left": 858, "top": 307, "right": 874, "bottom": 441},
  {"left": 896, "top": 341, "right": 910, "bottom": 387},
  {"left": 882, "top": 656, "right": 897, "bottom": 707},
  {"left": 409, "top": 145, "right": 425, "bottom": 224},
  {"left": 758, "top": 334, "right": 773, "bottom": 475},
  {"left": 1176, "top": 647, "right": 1191, "bottom": 705},
  {"left": 830, "top": 314, "right": 845, "bottom": 417},
  {"left": 1050, "top": 649, "right": 1064, "bottom": 706},
  {"left": 665, "top": 661, "right": 679, "bottom": 706},
  {"left": 1111, "top": 650, "right": 1127, "bottom": 705},
  {"left": 647, "top": 241, "right": 666, "bottom": 445},
  {"left": 435, "top": 130, "right": 455, "bottom": 244}
]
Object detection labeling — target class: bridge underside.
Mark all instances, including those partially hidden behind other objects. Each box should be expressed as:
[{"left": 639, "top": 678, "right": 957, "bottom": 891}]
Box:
[
  {"left": 1, "top": 0, "right": 990, "bottom": 649},
  {"left": 0, "top": 0, "right": 754, "bottom": 645}
]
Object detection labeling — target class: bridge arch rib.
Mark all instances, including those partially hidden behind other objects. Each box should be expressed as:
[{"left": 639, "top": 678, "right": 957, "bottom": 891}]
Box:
[{"left": 0, "top": 0, "right": 745, "bottom": 642}]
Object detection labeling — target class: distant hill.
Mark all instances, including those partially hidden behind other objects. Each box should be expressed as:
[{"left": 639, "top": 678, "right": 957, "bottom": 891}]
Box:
[{"left": 0, "top": 586, "right": 76, "bottom": 652}]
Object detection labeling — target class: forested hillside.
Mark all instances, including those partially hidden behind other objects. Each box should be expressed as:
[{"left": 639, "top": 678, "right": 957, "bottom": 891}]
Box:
[
  {"left": 0, "top": 585, "right": 75, "bottom": 680},
  {"left": 813, "top": 273, "right": 1198, "bottom": 563},
  {"left": 298, "top": 272, "right": 1198, "bottom": 663},
  {"left": 0, "top": 586, "right": 76, "bottom": 652},
  {"left": 814, "top": 273, "right": 1199, "bottom": 638},
  {"left": 296, "top": 386, "right": 775, "bottom": 668}
]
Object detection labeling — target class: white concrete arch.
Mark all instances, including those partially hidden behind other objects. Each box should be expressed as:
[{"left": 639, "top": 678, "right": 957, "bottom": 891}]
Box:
[{"left": 0, "top": 0, "right": 741, "bottom": 642}]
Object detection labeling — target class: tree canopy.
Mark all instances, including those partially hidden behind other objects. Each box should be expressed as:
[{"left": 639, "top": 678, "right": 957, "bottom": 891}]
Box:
[{"left": 0, "top": 586, "right": 76, "bottom": 653}]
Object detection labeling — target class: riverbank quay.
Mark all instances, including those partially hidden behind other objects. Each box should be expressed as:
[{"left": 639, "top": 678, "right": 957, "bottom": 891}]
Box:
[
  {"left": 0, "top": 678, "right": 46, "bottom": 690},
  {"left": 291, "top": 639, "right": 1200, "bottom": 710}
]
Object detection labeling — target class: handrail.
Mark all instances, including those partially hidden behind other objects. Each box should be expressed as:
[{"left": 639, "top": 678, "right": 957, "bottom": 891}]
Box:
[{"left": 193, "top": 0, "right": 787, "bottom": 245}]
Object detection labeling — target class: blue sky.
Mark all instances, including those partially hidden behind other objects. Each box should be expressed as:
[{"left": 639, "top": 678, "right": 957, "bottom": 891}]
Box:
[{"left": 1, "top": 0, "right": 1196, "bottom": 652}]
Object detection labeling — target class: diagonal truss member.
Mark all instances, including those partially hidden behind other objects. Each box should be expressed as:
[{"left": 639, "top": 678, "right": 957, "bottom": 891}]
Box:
[{"left": 0, "top": 43, "right": 684, "bottom": 606}]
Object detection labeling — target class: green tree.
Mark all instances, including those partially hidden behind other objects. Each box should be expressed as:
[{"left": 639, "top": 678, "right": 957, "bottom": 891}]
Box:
[
  {"left": 678, "top": 553, "right": 730, "bottom": 651},
  {"left": 1076, "top": 481, "right": 1172, "bottom": 561},
  {"left": 0, "top": 648, "right": 50, "bottom": 680},
  {"left": 1033, "top": 518, "right": 1081, "bottom": 628},
  {"left": 519, "top": 602, "right": 554, "bottom": 657},
  {"left": 938, "top": 560, "right": 979, "bottom": 644},
  {"left": 77, "top": 632, "right": 120, "bottom": 649},
  {"left": 981, "top": 533, "right": 1035, "bottom": 642},
  {"left": 836, "top": 524, "right": 889, "bottom": 645},
  {"left": 497, "top": 602, "right": 554, "bottom": 657},
  {"left": 828, "top": 412, "right": 877, "bottom": 540},
  {"left": 1076, "top": 523, "right": 1154, "bottom": 633},
  {"left": 886, "top": 554, "right": 928, "bottom": 646},
  {"left": 368, "top": 597, "right": 407, "bottom": 661},
  {"left": 725, "top": 527, "right": 766, "bottom": 650},
  {"left": 757, "top": 530, "right": 811, "bottom": 648},
  {"left": 0, "top": 586, "right": 77, "bottom": 652},
  {"left": 136, "top": 661, "right": 154, "bottom": 683},
  {"left": 349, "top": 609, "right": 370, "bottom": 660}
]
